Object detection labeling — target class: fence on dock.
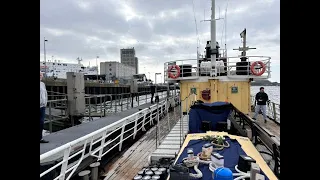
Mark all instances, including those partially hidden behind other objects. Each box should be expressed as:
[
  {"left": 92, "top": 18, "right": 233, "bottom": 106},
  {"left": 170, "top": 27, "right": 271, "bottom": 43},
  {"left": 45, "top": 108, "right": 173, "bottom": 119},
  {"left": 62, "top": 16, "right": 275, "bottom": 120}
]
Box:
[{"left": 44, "top": 90, "right": 176, "bottom": 133}]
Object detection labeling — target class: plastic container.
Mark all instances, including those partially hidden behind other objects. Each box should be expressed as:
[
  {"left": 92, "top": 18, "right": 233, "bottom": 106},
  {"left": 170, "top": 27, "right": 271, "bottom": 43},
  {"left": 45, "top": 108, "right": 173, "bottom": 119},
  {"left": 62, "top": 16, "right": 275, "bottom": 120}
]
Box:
[
  {"left": 213, "top": 167, "right": 233, "bottom": 180},
  {"left": 202, "top": 143, "right": 213, "bottom": 158},
  {"left": 211, "top": 152, "right": 224, "bottom": 167},
  {"left": 187, "top": 148, "right": 194, "bottom": 159}
]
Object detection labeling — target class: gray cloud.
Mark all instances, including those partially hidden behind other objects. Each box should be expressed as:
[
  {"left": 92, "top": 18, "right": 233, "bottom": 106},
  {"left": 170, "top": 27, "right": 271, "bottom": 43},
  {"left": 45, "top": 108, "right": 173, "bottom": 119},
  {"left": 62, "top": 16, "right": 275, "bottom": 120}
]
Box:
[{"left": 40, "top": 0, "right": 280, "bottom": 82}]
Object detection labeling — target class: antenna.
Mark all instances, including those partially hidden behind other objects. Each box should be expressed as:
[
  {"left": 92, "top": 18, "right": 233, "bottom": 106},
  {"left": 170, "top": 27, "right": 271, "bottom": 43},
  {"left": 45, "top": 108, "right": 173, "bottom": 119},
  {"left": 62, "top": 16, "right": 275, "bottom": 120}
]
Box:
[
  {"left": 225, "top": 0, "right": 229, "bottom": 57},
  {"left": 233, "top": 28, "right": 256, "bottom": 57}
]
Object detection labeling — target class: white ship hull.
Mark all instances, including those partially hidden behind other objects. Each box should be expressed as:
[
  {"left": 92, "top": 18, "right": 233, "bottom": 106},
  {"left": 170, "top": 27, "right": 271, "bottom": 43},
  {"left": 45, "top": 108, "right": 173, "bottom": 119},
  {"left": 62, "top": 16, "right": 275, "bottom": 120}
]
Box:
[{"left": 40, "top": 61, "right": 98, "bottom": 79}]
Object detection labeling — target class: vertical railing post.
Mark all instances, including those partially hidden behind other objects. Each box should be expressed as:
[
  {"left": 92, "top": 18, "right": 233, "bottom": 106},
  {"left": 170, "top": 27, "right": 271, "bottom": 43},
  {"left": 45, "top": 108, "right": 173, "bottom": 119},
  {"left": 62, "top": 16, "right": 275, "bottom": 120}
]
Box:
[
  {"left": 115, "top": 95, "right": 118, "bottom": 113},
  {"left": 103, "top": 95, "right": 106, "bottom": 117},
  {"left": 49, "top": 102, "right": 52, "bottom": 132},
  {"left": 142, "top": 111, "right": 146, "bottom": 131},
  {"left": 100, "top": 96, "right": 103, "bottom": 118},
  {"left": 110, "top": 95, "right": 113, "bottom": 109},
  {"left": 59, "top": 146, "right": 71, "bottom": 180},
  {"left": 119, "top": 120, "right": 126, "bottom": 151},
  {"left": 98, "top": 131, "right": 107, "bottom": 160},
  {"left": 150, "top": 108, "right": 153, "bottom": 125},
  {"left": 95, "top": 96, "right": 98, "bottom": 114},
  {"left": 89, "top": 97, "right": 92, "bottom": 120},
  {"left": 272, "top": 102, "right": 277, "bottom": 121},
  {"left": 120, "top": 94, "right": 123, "bottom": 112},
  {"left": 167, "top": 100, "right": 170, "bottom": 131},
  {"left": 133, "top": 115, "right": 139, "bottom": 139},
  {"left": 127, "top": 93, "right": 129, "bottom": 110}
]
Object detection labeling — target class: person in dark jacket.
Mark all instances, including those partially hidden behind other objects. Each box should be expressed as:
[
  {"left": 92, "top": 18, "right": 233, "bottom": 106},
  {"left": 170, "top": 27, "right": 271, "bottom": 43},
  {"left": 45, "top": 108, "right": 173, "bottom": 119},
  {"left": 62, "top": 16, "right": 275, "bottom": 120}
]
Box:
[
  {"left": 252, "top": 87, "right": 270, "bottom": 123},
  {"left": 150, "top": 84, "right": 156, "bottom": 104}
]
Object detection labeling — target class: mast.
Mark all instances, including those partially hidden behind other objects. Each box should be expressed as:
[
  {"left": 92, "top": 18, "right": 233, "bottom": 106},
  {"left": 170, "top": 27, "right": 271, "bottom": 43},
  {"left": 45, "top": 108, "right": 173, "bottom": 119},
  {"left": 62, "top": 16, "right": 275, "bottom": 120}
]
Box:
[
  {"left": 210, "top": 0, "right": 217, "bottom": 77},
  {"left": 233, "top": 29, "right": 256, "bottom": 58}
]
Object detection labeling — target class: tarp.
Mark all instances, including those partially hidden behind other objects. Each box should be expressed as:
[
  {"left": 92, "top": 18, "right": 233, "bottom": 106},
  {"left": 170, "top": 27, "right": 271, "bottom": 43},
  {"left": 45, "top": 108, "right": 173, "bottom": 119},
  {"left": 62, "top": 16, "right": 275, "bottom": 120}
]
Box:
[
  {"left": 188, "top": 102, "right": 232, "bottom": 133},
  {"left": 176, "top": 138, "right": 269, "bottom": 180}
]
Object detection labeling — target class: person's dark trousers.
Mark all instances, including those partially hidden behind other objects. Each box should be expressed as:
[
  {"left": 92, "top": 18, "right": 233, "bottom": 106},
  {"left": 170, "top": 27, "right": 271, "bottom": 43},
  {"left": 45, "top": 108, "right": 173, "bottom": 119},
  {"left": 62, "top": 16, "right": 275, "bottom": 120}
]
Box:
[
  {"left": 151, "top": 93, "right": 154, "bottom": 104},
  {"left": 40, "top": 107, "right": 45, "bottom": 141}
]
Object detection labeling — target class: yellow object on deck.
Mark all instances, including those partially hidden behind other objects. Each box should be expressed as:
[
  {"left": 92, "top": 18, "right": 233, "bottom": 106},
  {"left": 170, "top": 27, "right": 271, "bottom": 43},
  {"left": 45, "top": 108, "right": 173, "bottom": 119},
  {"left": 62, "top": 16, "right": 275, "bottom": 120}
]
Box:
[{"left": 174, "top": 131, "right": 278, "bottom": 180}]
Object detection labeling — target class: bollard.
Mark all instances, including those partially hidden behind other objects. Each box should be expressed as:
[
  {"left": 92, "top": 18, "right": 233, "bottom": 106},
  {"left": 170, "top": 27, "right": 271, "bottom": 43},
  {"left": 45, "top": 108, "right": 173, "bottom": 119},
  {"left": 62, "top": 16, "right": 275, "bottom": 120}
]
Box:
[
  {"left": 250, "top": 163, "right": 260, "bottom": 180},
  {"left": 89, "top": 162, "right": 100, "bottom": 180},
  {"left": 78, "top": 170, "right": 91, "bottom": 180}
]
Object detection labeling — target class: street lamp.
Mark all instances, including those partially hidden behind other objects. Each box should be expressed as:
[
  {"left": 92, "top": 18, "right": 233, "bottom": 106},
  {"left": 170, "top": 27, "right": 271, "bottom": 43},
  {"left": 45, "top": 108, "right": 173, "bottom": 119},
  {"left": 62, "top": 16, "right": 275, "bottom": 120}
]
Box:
[
  {"left": 96, "top": 56, "right": 99, "bottom": 81},
  {"left": 44, "top": 37, "right": 48, "bottom": 81},
  {"left": 154, "top": 72, "right": 161, "bottom": 148}
]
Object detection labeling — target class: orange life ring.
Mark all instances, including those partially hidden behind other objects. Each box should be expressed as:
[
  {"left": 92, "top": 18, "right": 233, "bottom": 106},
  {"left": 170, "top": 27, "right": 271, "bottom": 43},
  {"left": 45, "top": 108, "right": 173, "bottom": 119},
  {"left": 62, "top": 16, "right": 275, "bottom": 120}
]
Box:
[
  {"left": 168, "top": 65, "right": 181, "bottom": 79},
  {"left": 250, "top": 61, "right": 266, "bottom": 76}
]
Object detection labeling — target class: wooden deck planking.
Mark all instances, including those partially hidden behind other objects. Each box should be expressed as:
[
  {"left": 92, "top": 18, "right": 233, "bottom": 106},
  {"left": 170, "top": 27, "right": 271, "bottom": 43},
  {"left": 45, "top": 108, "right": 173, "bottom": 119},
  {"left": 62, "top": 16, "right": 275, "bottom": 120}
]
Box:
[
  {"left": 248, "top": 112, "right": 280, "bottom": 137},
  {"left": 103, "top": 108, "right": 181, "bottom": 180}
]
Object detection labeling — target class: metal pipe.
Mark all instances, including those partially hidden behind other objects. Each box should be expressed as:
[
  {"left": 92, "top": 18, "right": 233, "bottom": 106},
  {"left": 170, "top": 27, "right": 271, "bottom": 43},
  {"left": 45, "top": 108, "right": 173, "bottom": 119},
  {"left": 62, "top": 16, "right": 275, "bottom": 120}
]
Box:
[
  {"left": 78, "top": 170, "right": 90, "bottom": 180},
  {"left": 89, "top": 162, "right": 100, "bottom": 180}
]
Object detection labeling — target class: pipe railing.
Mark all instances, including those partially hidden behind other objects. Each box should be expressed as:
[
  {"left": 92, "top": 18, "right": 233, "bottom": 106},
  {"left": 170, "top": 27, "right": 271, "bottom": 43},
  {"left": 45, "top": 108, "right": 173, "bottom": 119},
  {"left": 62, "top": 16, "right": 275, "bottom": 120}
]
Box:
[
  {"left": 43, "top": 90, "right": 178, "bottom": 136},
  {"left": 44, "top": 98, "right": 68, "bottom": 133},
  {"left": 40, "top": 98, "right": 172, "bottom": 180},
  {"left": 163, "top": 56, "right": 271, "bottom": 81}
]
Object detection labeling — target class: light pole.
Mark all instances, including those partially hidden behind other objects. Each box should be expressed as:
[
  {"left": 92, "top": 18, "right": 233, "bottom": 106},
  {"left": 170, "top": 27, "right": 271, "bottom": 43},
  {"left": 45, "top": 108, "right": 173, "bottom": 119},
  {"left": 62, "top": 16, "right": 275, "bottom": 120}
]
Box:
[
  {"left": 96, "top": 56, "right": 99, "bottom": 81},
  {"left": 155, "top": 72, "right": 161, "bottom": 148},
  {"left": 44, "top": 37, "right": 48, "bottom": 82}
]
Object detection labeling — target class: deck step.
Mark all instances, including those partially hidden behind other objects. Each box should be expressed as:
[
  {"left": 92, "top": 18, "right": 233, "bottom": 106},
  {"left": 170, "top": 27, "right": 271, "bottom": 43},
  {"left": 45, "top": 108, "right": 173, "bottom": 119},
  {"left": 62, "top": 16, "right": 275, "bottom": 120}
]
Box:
[{"left": 150, "top": 116, "right": 189, "bottom": 163}]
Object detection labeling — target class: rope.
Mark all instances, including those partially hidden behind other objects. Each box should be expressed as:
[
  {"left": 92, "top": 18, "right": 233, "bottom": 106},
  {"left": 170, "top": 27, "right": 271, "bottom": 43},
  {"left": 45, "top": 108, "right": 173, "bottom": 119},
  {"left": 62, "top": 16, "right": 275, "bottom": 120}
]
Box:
[
  {"left": 182, "top": 156, "right": 211, "bottom": 179},
  {"left": 211, "top": 141, "right": 230, "bottom": 151}
]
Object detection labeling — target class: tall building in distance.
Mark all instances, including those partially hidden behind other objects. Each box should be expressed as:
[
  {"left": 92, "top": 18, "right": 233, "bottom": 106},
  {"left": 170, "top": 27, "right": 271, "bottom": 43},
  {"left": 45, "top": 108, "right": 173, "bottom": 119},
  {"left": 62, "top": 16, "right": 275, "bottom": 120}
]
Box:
[
  {"left": 120, "top": 47, "right": 138, "bottom": 74},
  {"left": 100, "top": 61, "right": 136, "bottom": 80},
  {"left": 134, "top": 57, "right": 138, "bottom": 74}
]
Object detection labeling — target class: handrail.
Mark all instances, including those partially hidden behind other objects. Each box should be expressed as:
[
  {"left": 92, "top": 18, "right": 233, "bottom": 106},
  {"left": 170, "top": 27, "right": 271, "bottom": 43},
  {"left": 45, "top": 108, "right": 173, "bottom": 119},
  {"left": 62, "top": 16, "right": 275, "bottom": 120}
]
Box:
[
  {"left": 163, "top": 56, "right": 271, "bottom": 81},
  {"left": 40, "top": 97, "right": 171, "bottom": 179}
]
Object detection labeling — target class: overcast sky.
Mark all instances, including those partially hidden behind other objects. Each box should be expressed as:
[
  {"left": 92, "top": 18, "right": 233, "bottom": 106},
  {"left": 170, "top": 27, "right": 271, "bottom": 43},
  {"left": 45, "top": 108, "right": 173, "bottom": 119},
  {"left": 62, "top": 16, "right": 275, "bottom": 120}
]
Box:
[{"left": 40, "top": 0, "right": 280, "bottom": 83}]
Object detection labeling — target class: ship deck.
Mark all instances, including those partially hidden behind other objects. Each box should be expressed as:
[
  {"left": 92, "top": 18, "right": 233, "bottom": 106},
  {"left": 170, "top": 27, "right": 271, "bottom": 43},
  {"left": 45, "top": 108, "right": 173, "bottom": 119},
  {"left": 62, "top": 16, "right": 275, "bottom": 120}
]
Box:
[
  {"left": 174, "top": 131, "right": 278, "bottom": 180},
  {"left": 248, "top": 112, "right": 280, "bottom": 137},
  {"left": 40, "top": 98, "right": 166, "bottom": 157},
  {"left": 102, "top": 108, "right": 181, "bottom": 180}
]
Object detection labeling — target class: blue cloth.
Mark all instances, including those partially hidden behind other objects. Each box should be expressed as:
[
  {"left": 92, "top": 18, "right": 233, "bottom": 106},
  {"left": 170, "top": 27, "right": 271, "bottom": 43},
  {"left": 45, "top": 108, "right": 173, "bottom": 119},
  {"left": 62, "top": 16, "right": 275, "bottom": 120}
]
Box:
[
  {"left": 189, "top": 102, "right": 232, "bottom": 133},
  {"left": 175, "top": 138, "right": 269, "bottom": 180}
]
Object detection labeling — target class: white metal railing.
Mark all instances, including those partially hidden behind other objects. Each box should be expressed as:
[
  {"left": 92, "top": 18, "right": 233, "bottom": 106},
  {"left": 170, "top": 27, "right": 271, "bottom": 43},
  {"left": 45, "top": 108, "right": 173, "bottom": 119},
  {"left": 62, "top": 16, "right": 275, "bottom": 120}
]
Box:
[
  {"left": 250, "top": 95, "right": 280, "bottom": 123},
  {"left": 164, "top": 56, "right": 271, "bottom": 81},
  {"left": 40, "top": 98, "right": 171, "bottom": 180}
]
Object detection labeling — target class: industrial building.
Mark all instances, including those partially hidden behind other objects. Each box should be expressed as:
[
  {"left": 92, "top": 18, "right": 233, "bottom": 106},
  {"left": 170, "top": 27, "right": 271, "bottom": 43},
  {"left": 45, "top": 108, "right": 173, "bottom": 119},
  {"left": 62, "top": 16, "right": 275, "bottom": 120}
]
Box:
[
  {"left": 120, "top": 47, "right": 139, "bottom": 74},
  {"left": 100, "top": 61, "right": 136, "bottom": 81}
]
